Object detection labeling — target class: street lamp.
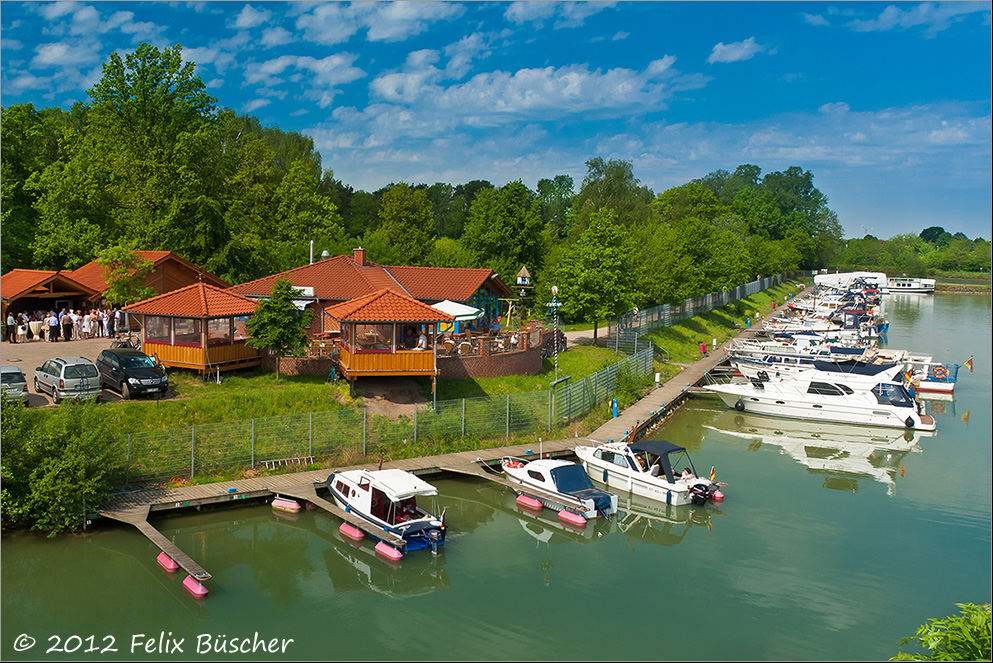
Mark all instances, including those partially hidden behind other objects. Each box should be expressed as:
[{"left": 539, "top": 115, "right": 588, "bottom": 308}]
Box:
[{"left": 550, "top": 286, "right": 560, "bottom": 382}]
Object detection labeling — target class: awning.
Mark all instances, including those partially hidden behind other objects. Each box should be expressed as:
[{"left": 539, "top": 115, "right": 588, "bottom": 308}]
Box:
[{"left": 430, "top": 300, "right": 483, "bottom": 321}]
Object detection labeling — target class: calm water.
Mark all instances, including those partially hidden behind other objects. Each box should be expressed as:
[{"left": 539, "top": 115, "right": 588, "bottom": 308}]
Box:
[{"left": 3, "top": 294, "right": 990, "bottom": 661}]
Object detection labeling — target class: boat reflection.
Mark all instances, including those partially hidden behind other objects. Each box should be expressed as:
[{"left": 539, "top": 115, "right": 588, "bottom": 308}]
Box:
[
  {"left": 609, "top": 491, "right": 723, "bottom": 546},
  {"left": 704, "top": 410, "right": 931, "bottom": 496},
  {"left": 318, "top": 518, "right": 450, "bottom": 599}
]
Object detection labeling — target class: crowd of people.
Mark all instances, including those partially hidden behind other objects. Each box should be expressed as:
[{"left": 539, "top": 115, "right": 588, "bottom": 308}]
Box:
[{"left": 4, "top": 307, "right": 125, "bottom": 343}]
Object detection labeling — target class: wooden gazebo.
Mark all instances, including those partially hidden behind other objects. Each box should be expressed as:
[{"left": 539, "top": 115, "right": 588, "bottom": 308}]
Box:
[
  {"left": 323, "top": 289, "right": 455, "bottom": 398},
  {"left": 123, "top": 283, "right": 261, "bottom": 374}
]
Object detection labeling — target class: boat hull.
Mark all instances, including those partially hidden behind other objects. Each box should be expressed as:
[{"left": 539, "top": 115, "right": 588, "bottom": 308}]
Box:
[{"left": 705, "top": 383, "right": 936, "bottom": 431}]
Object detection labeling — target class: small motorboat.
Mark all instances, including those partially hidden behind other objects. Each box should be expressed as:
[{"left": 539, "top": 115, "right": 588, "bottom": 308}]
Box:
[
  {"left": 574, "top": 439, "right": 723, "bottom": 506},
  {"left": 326, "top": 468, "right": 446, "bottom": 555},
  {"left": 500, "top": 456, "right": 618, "bottom": 521}
]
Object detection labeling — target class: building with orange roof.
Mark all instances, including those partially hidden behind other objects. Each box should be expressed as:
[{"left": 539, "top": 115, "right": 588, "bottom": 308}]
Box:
[
  {"left": 1, "top": 269, "right": 100, "bottom": 319},
  {"left": 69, "top": 250, "right": 229, "bottom": 297},
  {"left": 229, "top": 248, "right": 512, "bottom": 337},
  {"left": 323, "top": 288, "right": 454, "bottom": 399},
  {"left": 123, "top": 282, "right": 261, "bottom": 374}
]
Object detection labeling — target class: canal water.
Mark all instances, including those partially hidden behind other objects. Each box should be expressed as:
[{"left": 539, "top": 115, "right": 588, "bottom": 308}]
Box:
[{"left": 3, "top": 294, "right": 990, "bottom": 661}]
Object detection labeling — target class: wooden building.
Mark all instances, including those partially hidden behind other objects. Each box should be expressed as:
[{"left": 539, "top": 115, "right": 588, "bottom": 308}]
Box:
[
  {"left": 323, "top": 289, "right": 454, "bottom": 398},
  {"left": 69, "top": 250, "right": 230, "bottom": 301},
  {"left": 123, "top": 283, "right": 261, "bottom": 374}
]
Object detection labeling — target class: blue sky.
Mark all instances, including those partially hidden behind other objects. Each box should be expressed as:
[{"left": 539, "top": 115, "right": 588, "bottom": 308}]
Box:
[{"left": 2, "top": 1, "right": 991, "bottom": 241}]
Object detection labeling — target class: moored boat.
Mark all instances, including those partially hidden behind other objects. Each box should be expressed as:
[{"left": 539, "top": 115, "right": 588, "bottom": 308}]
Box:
[
  {"left": 703, "top": 375, "right": 936, "bottom": 431},
  {"left": 326, "top": 468, "right": 446, "bottom": 555},
  {"left": 574, "top": 439, "right": 723, "bottom": 506},
  {"left": 500, "top": 456, "right": 618, "bottom": 520},
  {"left": 886, "top": 277, "right": 935, "bottom": 294}
]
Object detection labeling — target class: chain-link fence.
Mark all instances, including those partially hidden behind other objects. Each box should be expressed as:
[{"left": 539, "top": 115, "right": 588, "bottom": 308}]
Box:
[{"left": 113, "top": 345, "right": 654, "bottom": 486}]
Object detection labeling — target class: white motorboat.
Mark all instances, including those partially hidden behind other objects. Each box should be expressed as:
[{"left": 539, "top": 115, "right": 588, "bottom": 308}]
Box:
[
  {"left": 326, "top": 468, "right": 446, "bottom": 555},
  {"left": 703, "top": 374, "right": 936, "bottom": 431},
  {"left": 573, "top": 439, "right": 724, "bottom": 506},
  {"left": 501, "top": 456, "right": 618, "bottom": 520},
  {"left": 886, "top": 277, "right": 935, "bottom": 294},
  {"left": 732, "top": 357, "right": 905, "bottom": 384}
]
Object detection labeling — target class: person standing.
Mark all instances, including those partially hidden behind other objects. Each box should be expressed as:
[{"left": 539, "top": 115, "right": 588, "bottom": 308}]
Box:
[
  {"left": 108, "top": 307, "right": 116, "bottom": 338},
  {"left": 6, "top": 312, "right": 16, "bottom": 343},
  {"left": 82, "top": 311, "right": 92, "bottom": 339},
  {"left": 72, "top": 309, "right": 82, "bottom": 340},
  {"left": 97, "top": 308, "right": 106, "bottom": 338},
  {"left": 61, "top": 308, "right": 73, "bottom": 341},
  {"left": 47, "top": 311, "right": 59, "bottom": 342}
]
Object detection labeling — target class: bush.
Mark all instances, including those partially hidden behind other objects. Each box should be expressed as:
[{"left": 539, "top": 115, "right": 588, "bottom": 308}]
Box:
[
  {"left": 1, "top": 399, "right": 123, "bottom": 535},
  {"left": 891, "top": 603, "right": 991, "bottom": 661}
]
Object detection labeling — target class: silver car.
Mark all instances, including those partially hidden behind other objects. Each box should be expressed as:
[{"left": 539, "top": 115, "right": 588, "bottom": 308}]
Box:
[
  {"left": 1, "top": 365, "right": 29, "bottom": 405},
  {"left": 34, "top": 357, "right": 104, "bottom": 404}
]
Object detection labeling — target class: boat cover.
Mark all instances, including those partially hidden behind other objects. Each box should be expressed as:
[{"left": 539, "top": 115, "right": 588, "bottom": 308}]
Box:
[
  {"left": 628, "top": 439, "right": 690, "bottom": 483},
  {"left": 361, "top": 468, "right": 439, "bottom": 501},
  {"left": 811, "top": 360, "right": 897, "bottom": 376},
  {"left": 549, "top": 465, "right": 614, "bottom": 515}
]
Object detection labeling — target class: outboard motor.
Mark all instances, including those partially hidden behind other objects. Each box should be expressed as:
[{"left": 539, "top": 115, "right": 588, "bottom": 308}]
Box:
[
  {"left": 690, "top": 483, "right": 711, "bottom": 505},
  {"left": 427, "top": 528, "right": 443, "bottom": 555}
]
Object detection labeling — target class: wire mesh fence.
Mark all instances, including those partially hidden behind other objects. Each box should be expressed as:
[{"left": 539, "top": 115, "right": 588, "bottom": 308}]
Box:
[{"left": 114, "top": 346, "right": 654, "bottom": 487}]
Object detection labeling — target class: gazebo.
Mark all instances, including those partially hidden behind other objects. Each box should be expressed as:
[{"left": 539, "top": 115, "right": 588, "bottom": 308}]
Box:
[
  {"left": 323, "top": 289, "right": 455, "bottom": 400},
  {"left": 123, "top": 282, "right": 262, "bottom": 374}
]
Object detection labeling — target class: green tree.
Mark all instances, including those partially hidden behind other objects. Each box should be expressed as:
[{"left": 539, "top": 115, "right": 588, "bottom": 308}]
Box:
[
  {"left": 461, "top": 181, "right": 549, "bottom": 284},
  {"left": 0, "top": 400, "right": 122, "bottom": 535},
  {"left": 552, "top": 207, "right": 636, "bottom": 341},
  {"left": 365, "top": 183, "right": 435, "bottom": 265},
  {"left": 891, "top": 603, "right": 991, "bottom": 661},
  {"left": 570, "top": 157, "right": 653, "bottom": 237},
  {"left": 96, "top": 246, "right": 158, "bottom": 305},
  {"left": 245, "top": 279, "right": 314, "bottom": 380}
]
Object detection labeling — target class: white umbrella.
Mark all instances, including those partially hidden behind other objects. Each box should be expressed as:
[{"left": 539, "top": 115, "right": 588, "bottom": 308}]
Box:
[{"left": 431, "top": 300, "right": 483, "bottom": 321}]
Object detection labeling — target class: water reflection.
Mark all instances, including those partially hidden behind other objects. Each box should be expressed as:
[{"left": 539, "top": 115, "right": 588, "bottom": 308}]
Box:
[
  {"left": 610, "top": 492, "right": 723, "bottom": 546},
  {"left": 704, "top": 410, "right": 930, "bottom": 495},
  {"left": 321, "top": 535, "right": 449, "bottom": 599}
]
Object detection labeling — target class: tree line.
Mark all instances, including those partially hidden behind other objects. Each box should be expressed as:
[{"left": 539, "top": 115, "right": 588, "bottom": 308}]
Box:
[{"left": 11, "top": 42, "right": 983, "bottom": 330}]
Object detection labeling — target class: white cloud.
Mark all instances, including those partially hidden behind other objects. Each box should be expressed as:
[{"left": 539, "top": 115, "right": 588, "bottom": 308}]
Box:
[
  {"left": 847, "top": 2, "right": 990, "bottom": 36},
  {"left": 295, "top": 1, "right": 464, "bottom": 45},
  {"left": 707, "top": 37, "right": 769, "bottom": 64},
  {"left": 232, "top": 4, "right": 271, "bottom": 30},
  {"left": 260, "top": 27, "right": 293, "bottom": 48},
  {"left": 30, "top": 42, "right": 100, "bottom": 68},
  {"left": 803, "top": 13, "right": 831, "bottom": 27},
  {"left": 504, "top": 1, "right": 616, "bottom": 29},
  {"left": 819, "top": 102, "right": 851, "bottom": 114},
  {"left": 243, "top": 53, "right": 366, "bottom": 108},
  {"left": 243, "top": 98, "right": 271, "bottom": 113}
]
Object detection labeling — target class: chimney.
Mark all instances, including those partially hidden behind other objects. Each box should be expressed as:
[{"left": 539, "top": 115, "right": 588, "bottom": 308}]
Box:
[{"left": 354, "top": 247, "right": 367, "bottom": 266}]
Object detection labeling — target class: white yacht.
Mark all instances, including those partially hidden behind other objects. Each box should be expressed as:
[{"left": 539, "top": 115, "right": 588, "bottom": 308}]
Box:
[
  {"left": 573, "top": 439, "right": 723, "bottom": 507},
  {"left": 501, "top": 456, "right": 618, "bottom": 520},
  {"left": 703, "top": 375, "right": 936, "bottom": 431},
  {"left": 886, "top": 277, "right": 935, "bottom": 294}
]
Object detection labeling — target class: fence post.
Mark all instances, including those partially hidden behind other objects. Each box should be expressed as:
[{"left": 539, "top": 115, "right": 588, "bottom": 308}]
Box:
[
  {"left": 309, "top": 412, "right": 313, "bottom": 458},
  {"left": 251, "top": 419, "right": 255, "bottom": 468},
  {"left": 126, "top": 434, "right": 131, "bottom": 485},
  {"left": 506, "top": 393, "right": 510, "bottom": 440},
  {"left": 548, "top": 389, "right": 552, "bottom": 431},
  {"left": 190, "top": 426, "right": 195, "bottom": 479},
  {"left": 462, "top": 398, "right": 466, "bottom": 436},
  {"left": 363, "top": 407, "right": 367, "bottom": 456},
  {"left": 414, "top": 403, "right": 418, "bottom": 443}
]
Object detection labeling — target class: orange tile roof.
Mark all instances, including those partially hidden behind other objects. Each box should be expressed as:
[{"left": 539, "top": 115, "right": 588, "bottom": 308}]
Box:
[
  {"left": 123, "top": 282, "right": 259, "bottom": 317},
  {"left": 1, "top": 269, "right": 99, "bottom": 300},
  {"left": 229, "top": 252, "right": 511, "bottom": 303},
  {"left": 323, "top": 289, "right": 455, "bottom": 323},
  {"left": 387, "top": 265, "right": 513, "bottom": 300},
  {"left": 69, "top": 251, "right": 229, "bottom": 293}
]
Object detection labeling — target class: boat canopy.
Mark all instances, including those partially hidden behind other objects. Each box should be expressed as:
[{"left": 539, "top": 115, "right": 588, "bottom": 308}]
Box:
[
  {"left": 628, "top": 439, "right": 695, "bottom": 483},
  {"left": 360, "top": 468, "right": 439, "bottom": 501}
]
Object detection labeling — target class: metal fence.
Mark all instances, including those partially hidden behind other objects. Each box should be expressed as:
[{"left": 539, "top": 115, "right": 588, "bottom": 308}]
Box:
[
  {"left": 605, "top": 274, "right": 795, "bottom": 355},
  {"left": 113, "top": 345, "right": 654, "bottom": 486}
]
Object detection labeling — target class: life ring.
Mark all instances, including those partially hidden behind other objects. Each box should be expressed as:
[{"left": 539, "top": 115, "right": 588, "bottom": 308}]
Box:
[
  {"left": 505, "top": 460, "right": 524, "bottom": 469},
  {"left": 933, "top": 366, "right": 947, "bottom": 380},
  {"left": 931, "top": 402, "right": 945, "bottom": 415}
]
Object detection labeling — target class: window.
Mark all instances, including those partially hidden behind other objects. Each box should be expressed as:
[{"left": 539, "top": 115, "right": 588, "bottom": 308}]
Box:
[
  {"left": 173, "top": 318, "right": 202, "bottom": 346},
  {"left": 207, "top": 318, "right": 232, "bottom": 346},
  {"left": 354, "top": 323, "right": 393, "bottom": 352},
  {"left": 872, "top": 383, "right": 914, "bottom": 408},
  {"left": 526, "top": 470, "right": 546, "bottom": 482},
  {"left": 146, "top": 316, "right": 171, "bottom": 344},
  {"left": 234, "top": 316, "right": 251, "bottom": 342},
  {"left": 807, "top": 382, "right": 848, "bottom": 396}
]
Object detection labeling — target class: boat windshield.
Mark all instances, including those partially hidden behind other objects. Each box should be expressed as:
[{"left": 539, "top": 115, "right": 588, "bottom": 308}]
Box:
[
  {"left": 871, "top": 383, "right": 914, "bottom": 408},
  {"left": 549, "top": 465, "right": 597, "bottom": 493}
]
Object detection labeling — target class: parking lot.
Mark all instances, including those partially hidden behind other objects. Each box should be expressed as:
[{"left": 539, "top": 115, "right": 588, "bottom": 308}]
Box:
[{"left": 1, "top": 336, "right": 149, "bottom": 406}]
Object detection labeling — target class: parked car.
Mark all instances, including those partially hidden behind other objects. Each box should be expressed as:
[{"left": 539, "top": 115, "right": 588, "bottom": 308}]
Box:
[
  {"left": 1, "top": 365, "right": 29, "bottom": 405},
  {"left": 34, "top": 357, "right": 103, "bottom": 404},
  {"left": 95, "top": 348, "right": 168, "bottom": 400}
]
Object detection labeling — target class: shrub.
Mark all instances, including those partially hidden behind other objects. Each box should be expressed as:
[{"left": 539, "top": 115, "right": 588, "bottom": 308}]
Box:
[{"left": 891, "top": 603, "right": 991, "bottom": 661}]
